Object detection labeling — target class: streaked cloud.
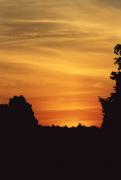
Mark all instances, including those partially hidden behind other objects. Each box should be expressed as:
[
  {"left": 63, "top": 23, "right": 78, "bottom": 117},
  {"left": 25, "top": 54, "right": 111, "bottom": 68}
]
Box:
[
  {"left": 0, "top": 0, "right": 119, "bottom": 127},
  {"left": 94, "top": 0, "right": 121, "bottom": 9}
]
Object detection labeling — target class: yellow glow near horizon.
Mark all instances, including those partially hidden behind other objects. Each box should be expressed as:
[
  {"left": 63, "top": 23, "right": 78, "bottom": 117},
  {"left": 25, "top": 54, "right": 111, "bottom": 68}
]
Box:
[{"left": 0, "top": 0, "right": 120, "bottom": 127}]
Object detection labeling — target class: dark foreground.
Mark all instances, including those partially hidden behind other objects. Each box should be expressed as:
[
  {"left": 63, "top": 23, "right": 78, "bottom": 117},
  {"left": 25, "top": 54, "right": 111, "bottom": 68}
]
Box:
[
  {"left": 0, "top": 95, "right": 120, "bottom": 179},
  {"left": 1, "top": 126, "right": 121, "bottom": 180}
]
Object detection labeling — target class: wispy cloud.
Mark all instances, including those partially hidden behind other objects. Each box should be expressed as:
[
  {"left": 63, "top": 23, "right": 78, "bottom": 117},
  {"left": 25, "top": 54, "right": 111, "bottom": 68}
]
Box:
[
  {"left": 0, "top": 0, "right": 120, "bottom": 52},
  {"left": 0, "top": 0, "right": 119, "bottom": 127},
  {"left": 94, "top": 0, "right": 121, "bottom": 9}
]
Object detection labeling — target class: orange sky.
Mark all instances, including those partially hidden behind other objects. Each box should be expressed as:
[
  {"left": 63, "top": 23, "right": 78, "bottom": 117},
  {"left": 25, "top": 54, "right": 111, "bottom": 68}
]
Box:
[{"left": 0, "top": 0, "right": 120, "bottom": 127}]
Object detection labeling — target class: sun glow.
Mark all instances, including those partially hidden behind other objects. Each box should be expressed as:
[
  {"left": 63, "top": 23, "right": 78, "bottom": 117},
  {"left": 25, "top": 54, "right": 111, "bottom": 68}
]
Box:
[{"left": 0, "top": 0, "right": 119, "bottom": 127}]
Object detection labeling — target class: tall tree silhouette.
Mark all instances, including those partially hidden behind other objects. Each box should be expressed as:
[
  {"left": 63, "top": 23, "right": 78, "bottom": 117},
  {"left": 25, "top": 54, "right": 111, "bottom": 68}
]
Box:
[{"left": 99, "top": 44, "right": 121, "bottom": 130}]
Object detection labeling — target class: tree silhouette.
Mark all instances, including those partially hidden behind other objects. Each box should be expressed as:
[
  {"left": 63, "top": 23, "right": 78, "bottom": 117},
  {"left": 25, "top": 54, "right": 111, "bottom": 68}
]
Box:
[
  {"left": 0, "top": 95, "right": 38, "bottom": 131},
  {"left": 99, "top": 44, "right": 121, "bottom": 130}
]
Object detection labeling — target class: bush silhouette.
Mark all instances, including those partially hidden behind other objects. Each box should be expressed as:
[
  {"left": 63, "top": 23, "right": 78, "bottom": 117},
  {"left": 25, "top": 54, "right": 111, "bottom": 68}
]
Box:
[{"left": 0, "top": 95, "right": 38, "bottom": 131}]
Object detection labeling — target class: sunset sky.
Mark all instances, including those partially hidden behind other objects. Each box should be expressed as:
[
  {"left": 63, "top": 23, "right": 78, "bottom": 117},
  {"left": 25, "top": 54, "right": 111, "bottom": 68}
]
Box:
[{"left": 0, "top": 0, "right": 121, "bottom": 127}]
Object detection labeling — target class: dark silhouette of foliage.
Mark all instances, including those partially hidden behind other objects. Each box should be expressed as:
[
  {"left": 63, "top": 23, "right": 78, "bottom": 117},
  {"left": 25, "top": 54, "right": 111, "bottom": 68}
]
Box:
[
  {"left": 99, "top": 44, "right": 121, "bottom": 131},
  {"left": 0, "top": 95, "right": 38, "bottom": 132}
]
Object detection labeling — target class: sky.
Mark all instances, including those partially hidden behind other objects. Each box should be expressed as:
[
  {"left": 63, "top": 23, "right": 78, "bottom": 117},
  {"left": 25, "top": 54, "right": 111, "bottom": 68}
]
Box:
[{"left": 0, "top": 0, "right": 121, "bottom": 127}]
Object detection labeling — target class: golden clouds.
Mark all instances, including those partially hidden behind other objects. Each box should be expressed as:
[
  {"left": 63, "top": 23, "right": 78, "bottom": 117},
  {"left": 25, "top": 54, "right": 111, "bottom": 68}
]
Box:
[{"left": 0, "top": 0, "right": 120, "bottom": 127}]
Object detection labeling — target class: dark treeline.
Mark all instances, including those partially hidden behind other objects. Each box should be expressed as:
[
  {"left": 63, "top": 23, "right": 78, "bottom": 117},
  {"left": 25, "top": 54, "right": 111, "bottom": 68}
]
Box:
[{"left": 1, "top": 45, "right": 121, "bottom": 179}]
